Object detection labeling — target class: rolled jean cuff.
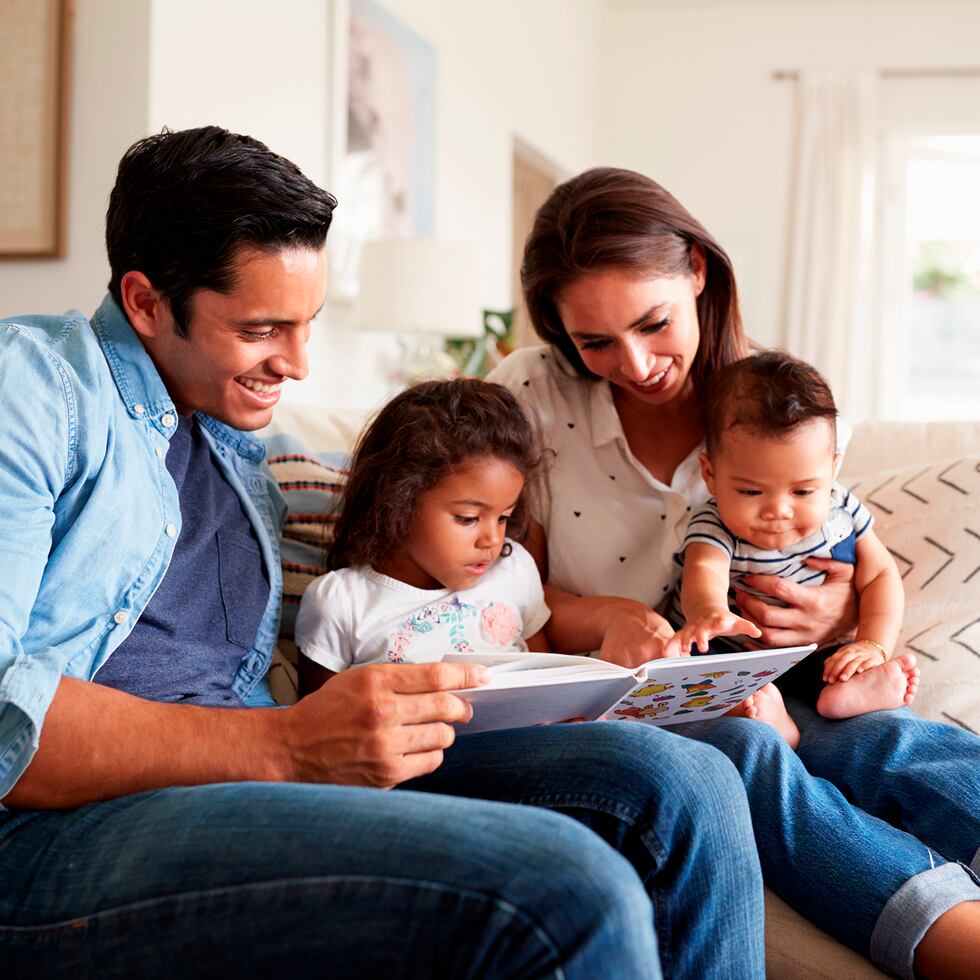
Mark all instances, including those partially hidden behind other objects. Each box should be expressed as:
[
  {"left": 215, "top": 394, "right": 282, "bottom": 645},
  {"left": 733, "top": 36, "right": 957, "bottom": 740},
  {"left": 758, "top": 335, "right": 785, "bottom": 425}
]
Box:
[
  {"left": 871, "top": 861, "right": 980, "bottom": 979},
  {"left": 972, "top": 845, "right": 980, "bottom": 875}
]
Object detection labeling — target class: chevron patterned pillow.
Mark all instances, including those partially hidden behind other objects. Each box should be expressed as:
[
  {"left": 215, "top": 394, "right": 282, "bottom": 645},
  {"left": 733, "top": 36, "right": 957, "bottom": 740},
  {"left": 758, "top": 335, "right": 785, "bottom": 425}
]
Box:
[{"left": 848, "top": 455, "right": 980, "bottom": 734}]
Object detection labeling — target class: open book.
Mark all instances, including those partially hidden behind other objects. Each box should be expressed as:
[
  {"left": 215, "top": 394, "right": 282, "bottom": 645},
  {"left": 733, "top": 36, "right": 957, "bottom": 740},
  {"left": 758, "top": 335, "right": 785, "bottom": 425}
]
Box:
[{"left": 446, "top": 645, "right": 817, "bottom": 734}]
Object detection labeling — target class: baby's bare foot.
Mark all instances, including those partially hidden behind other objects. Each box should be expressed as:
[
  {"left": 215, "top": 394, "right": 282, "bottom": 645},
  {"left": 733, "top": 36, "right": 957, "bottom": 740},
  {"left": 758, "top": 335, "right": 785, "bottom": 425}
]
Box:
[
  {"left": 817, "top": 654, "right": 919, "bottom": 720},
  {"left": 727, "top": 684, "right": 800, "bottom": 750}
]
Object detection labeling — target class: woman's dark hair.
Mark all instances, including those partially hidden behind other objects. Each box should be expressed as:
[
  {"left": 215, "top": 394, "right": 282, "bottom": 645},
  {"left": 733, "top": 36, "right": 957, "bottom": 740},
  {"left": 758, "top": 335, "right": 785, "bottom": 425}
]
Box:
[
  {"left": 701, "top": 350, "right": 838, "bottom": 456},
  {"left": 329, "top": 379, "right": 541, "bottom": 571},
  {"left": 521, "top": 167, "right": 748, "bottom": 395},
  {"left": 106, "top": 125, "right": 338, "bottom": 336}
]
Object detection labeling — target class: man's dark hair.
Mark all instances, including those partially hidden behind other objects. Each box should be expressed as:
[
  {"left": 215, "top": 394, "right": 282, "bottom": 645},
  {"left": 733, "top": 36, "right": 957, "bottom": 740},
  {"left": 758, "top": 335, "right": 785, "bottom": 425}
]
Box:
[
  {"left": 328, "top": 379, "right": 541, "bottom": 572},
  {"left": 701, "top": 350, "right": 838, "bottom": 456},
  {"left": 106, "top": 126, "right": 338, "bottom": 336}
]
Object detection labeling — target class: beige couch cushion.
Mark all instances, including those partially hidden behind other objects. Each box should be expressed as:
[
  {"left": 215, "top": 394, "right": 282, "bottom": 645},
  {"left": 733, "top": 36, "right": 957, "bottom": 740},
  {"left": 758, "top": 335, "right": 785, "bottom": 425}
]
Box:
[{"left": 844, "top": 452, "right": 980, "bottom": 732}]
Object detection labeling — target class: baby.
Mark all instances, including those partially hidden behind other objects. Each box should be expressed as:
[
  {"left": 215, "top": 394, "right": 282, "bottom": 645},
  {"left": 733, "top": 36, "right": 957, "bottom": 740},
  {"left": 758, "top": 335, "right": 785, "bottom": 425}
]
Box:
[{"left": 668, "top": 351, "right": 918, "bottom": 747}]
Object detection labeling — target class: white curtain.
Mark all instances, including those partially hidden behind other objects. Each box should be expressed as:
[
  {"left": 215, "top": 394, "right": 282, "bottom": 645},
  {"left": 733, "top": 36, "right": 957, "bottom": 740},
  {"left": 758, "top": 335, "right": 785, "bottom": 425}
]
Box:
[{"left": 782, "top": 69, "right": 878, "bottom": 419}]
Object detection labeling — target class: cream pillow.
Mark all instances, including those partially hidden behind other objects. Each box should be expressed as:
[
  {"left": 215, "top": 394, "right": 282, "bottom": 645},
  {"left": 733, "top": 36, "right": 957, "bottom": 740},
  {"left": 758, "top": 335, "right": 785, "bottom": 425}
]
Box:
[{"left": 847, "top": 455, "right": 980, "bottom": 732}]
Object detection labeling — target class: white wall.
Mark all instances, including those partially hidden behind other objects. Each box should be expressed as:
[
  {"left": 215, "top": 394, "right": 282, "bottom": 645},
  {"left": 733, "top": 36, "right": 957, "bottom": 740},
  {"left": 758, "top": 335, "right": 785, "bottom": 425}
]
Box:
[
  {"left": 0, "top": 0, "right": 151, "bottom": 318},
  {"left": 147, "top": 0, "right": 330, "bottom": 187},
  {"left": 4, "top": 0, "right": 604, "bottom": 408},
  {"left": 599, "top": 0, "right": 980, "bottom": 348}
]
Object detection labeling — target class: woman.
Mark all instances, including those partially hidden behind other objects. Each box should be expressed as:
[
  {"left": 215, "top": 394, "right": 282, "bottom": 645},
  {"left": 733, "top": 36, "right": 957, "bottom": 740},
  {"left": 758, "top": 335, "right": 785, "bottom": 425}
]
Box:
[{"left": 488, "top": 167, "right": 980, "bottom": 979}]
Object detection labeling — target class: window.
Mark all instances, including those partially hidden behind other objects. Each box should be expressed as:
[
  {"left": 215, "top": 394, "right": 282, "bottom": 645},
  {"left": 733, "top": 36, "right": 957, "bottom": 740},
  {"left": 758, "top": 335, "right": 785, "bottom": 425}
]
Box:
[{"left": 877, "top": 135, "right": 980, "bottom": 420}]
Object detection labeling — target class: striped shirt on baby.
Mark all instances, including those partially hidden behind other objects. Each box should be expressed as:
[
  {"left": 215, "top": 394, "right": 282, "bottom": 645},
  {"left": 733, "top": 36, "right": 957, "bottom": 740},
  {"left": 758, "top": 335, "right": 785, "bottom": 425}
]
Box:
[{"left": 666, "top": 483, "right": 873, "bottom": 626}]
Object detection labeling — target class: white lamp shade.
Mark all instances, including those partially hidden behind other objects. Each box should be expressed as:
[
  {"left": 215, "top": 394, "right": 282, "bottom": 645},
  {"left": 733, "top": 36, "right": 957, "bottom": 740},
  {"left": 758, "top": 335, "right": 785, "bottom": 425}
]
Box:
[{"left": 356, "top": 238, "right": 483, "bottom": 338}]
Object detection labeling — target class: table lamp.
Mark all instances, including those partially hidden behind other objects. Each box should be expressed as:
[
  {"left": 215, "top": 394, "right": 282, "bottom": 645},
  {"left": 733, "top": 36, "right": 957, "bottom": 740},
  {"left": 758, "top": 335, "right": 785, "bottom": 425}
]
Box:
[{"left": 356, "top": 238, "right": 483, "bottom": 384}]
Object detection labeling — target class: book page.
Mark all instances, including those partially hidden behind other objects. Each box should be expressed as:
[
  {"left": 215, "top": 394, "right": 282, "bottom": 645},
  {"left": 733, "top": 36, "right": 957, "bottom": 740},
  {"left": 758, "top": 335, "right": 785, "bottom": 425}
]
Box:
[{"left": 604, "top": 645, "right": 816, "bottom": 726}]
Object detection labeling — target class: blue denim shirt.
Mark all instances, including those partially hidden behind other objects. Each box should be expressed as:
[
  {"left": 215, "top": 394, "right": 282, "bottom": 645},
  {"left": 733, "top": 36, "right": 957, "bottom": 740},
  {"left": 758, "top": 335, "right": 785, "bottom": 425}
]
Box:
[{"left": 0, "top": 295, "right": 286, "bottom": 802}]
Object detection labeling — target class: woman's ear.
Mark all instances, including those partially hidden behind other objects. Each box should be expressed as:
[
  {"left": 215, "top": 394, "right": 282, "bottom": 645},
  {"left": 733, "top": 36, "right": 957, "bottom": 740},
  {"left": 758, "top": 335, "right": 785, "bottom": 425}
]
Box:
[
  {"left": 699, "top": 451, "right": 716, "bottom": 493},
  {"left": 689, "top": 243, "right": 707, "bottom": 297}
]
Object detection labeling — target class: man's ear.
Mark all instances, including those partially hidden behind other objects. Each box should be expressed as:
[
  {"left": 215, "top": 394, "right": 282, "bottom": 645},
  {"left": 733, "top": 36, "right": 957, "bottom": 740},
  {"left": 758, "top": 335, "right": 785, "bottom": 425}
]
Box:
[
  {"left": 699, "top": 451, "right": 716, "bottom": 493},
  {"left": 119, "top": 271, "right": 166, "bottom": 339}
]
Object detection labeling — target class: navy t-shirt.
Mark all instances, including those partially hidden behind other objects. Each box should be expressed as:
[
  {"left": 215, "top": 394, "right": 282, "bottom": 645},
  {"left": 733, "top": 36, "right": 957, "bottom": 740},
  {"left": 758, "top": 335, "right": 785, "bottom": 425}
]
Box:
[{"left": 94, "top": 416, "right": 270, "bottom": 706}]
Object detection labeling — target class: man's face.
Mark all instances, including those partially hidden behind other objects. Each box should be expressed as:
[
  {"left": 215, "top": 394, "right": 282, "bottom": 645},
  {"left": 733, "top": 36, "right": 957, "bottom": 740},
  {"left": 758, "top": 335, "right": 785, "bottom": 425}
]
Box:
[{"left": 143, "top": 245, "right": 327, "bottom": 430}]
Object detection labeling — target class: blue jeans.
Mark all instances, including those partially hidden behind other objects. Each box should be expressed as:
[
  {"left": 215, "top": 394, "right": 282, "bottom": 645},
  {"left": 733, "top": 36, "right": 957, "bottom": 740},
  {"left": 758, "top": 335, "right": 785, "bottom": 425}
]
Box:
[
  {"left": 406, "top": 721, "right": 765, "bottom": 980},
  {"left": 0, "top": 722, "right": 763, "bottom": 979},
  {"left": 680, "top": 704, "right": 980, "bottom": 979}
]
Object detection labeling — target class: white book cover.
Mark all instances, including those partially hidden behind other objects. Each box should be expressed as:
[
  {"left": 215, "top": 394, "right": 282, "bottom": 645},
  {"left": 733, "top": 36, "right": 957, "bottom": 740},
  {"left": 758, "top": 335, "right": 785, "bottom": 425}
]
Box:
[{"left": 446, "top": 645, "right": 817, "bottom": 734}]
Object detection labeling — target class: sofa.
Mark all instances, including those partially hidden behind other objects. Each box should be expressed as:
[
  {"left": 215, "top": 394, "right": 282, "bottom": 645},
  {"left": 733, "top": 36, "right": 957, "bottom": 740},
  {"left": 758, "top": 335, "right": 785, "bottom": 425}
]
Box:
[{"left": 261, "top": 403, "right": 980, "bottom": 979}]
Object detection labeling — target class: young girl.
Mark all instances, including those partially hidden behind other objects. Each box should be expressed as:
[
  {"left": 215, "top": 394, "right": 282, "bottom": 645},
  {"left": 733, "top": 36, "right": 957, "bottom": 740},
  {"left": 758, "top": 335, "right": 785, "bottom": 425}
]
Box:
[
  {"left": 295, "top": 378, "right": 549, "bottom": 693},
  {"left": 666, "top": 351, "right": 919, "bottom": 746}
]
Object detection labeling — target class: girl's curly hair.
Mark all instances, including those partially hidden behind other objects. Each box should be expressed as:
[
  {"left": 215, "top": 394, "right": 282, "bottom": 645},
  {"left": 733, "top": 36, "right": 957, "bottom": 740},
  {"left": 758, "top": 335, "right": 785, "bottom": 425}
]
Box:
[{"left": 328, "top": 378, "right": 541, "bottom": 571}]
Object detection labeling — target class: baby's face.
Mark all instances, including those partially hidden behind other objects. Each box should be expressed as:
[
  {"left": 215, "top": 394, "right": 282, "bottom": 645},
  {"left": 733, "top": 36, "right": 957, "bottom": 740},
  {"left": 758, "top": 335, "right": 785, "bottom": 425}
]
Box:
[{"left": 700, "top": 419, "right": 840, "bottom": 551}]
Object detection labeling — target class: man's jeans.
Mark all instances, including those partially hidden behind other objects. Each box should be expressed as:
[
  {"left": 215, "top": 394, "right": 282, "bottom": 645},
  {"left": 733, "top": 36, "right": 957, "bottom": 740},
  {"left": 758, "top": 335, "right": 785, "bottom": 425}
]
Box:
[
  {"left": 0, "top": 722, "right": 764, "bottom": 979},
  {"left": 681, "top": 705, "right": 980, "bottom": 980}
]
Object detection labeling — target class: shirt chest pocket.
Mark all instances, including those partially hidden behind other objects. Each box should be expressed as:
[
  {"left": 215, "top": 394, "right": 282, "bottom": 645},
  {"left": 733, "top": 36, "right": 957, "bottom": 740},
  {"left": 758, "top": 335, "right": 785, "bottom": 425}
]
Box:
[{"left": 216, "top": 530, "right": 270, "bottom": 650}]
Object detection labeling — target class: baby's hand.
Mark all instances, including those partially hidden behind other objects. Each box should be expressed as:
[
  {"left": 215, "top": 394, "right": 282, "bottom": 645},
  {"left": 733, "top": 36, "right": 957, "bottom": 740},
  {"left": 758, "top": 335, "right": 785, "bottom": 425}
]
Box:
[
  {"left": 665, "top": 611, "right": 762, "bottom": 656},
  {"left": 822, "top": 643, "right": 886, "bottom": 683}
]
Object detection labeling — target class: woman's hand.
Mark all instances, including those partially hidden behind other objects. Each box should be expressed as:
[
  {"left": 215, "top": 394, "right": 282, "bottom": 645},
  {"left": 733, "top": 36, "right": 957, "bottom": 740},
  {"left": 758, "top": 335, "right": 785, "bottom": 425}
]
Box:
[
  {"left": 735, "top": 557, "right": 858, "bottom": 648},
  {"left": 664, "top": 610, "right": 761, "bottom": 657},
  {"left": 597, "top": 604, "right": 677, "bottom": 668}
]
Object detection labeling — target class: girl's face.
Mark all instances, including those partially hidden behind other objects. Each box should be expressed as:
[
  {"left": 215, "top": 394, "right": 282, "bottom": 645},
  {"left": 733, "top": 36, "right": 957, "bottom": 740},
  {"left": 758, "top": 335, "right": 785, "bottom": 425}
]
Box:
[
  {"left": 556, "top": 258, "right": 705, "bottom": 412},
  {"left": 381, "top": 455, "right": 525, "bottom": 592}
]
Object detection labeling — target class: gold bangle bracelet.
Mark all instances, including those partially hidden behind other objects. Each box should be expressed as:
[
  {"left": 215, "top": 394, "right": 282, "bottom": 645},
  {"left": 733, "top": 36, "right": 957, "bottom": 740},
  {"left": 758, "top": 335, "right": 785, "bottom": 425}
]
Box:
[{"left": 855, "top": 638, "right": 888, "bottom": 658}]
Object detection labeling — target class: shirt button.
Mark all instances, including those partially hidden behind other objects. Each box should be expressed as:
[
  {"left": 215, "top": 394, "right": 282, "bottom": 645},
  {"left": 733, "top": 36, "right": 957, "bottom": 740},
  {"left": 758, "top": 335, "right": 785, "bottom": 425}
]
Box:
[
  {"left": 134, "top": 403, "right": 145, "bottom": 415},
  {"left": 113, "top": 610, "right": 129, "bottom": 625},
  {"left": 161, "top": 413, "right": 176, "bottom": 428},
  {"left": 155, "top": 446, "right": 164, "bottom": 458},
  {"left": 165, "top": 523, "right": 177, "bottom": 537}
]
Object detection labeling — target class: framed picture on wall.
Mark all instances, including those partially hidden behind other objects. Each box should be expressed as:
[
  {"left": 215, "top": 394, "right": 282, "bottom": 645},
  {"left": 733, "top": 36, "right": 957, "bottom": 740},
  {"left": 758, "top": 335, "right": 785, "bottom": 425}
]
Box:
[
  {"left": 0, "top": 0, "right": 71, "bottom": 258},
  {"left": 327, "top": 0, "right": 437, "bottom": 301}
]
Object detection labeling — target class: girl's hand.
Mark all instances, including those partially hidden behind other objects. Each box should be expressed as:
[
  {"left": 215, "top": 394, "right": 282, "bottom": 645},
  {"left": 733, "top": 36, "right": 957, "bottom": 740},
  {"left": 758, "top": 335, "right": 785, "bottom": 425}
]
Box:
[
  {"left": 598, "top": 606, "right": 676, "bottom": 667},
  {"left": 664, "top": 611, "right": 761, "bottom": 657},
  {"left": 735, "top": 558, "right": 858, "bottom": 648},
  {"left": 823, "top": 643, "right": 886, "bottom": 683}
]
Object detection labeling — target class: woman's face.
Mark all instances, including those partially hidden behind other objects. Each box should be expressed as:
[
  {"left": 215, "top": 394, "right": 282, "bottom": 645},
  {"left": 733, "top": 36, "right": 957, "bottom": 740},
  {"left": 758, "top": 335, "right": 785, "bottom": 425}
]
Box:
[{"left": 556, "top": 258, "right": 705, "bottom": 410}]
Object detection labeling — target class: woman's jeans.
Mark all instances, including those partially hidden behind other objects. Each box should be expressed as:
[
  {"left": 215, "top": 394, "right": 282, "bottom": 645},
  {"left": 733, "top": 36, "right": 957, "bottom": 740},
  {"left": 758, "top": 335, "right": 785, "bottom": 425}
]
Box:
[
  {"left": 680, "top": 704, "right": 980, "bottom": 980},
  {"left": 0, "top": 722, "right": 764, "bottom": 979}
]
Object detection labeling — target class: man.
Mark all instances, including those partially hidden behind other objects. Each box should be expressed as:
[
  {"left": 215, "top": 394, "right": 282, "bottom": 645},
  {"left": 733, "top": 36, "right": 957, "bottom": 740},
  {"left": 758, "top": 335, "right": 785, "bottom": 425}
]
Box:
[{"left": 0, "top": 127, "right": 763, "bottom": 978}]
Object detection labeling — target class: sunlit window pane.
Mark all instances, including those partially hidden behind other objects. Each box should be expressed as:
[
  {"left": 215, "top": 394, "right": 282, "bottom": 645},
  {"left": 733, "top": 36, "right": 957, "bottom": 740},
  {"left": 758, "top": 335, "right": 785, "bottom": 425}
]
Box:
[{"left": 900, "top": 141, "right": 980, "bottom": 420}]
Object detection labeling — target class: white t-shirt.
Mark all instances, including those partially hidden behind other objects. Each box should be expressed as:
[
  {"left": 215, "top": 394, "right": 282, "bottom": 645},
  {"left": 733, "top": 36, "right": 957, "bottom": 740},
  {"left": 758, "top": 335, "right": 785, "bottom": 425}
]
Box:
[
  {"left": 294, "top": 540, "right": 550, "bottom": 672},
  {"left": 488, "top": 346, "right": 852, "bottom": 612},
  {"left": 488, "top": 346, "right": 708, "bottom": 609}
]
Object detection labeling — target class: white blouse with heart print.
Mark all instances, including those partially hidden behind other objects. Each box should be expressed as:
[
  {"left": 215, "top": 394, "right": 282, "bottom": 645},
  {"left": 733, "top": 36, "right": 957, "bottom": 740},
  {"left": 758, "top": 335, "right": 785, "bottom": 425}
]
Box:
[{"left": 488, "top": 345, "right": 709, "bottom": 612}]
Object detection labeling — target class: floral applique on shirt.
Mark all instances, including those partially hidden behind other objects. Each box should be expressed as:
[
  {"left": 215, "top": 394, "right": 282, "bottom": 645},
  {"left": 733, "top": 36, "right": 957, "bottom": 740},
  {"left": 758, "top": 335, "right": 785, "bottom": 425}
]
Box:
[
  {"left": 386, "top": 597, "right": 524, "bottom": 662},
  {"left": 387, "top": 595, "right": 479, "bottom": 662},
  {"left": 480, "top": 602, "right": 520, "bottom": 647}
]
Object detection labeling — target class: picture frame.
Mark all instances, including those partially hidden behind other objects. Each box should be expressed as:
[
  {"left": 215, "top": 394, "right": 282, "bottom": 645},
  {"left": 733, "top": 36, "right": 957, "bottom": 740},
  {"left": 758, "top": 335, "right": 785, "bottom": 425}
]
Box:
[
  {"left": 326, "top": 0, "right": 437, "bottom": 302},
  {"left": 0, "top": 0, "right": 71, "bottom": 258}
]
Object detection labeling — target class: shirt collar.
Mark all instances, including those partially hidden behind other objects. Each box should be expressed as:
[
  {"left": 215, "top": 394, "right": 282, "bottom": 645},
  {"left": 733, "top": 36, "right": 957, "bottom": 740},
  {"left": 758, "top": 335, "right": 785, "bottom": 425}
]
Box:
[
  {"left": 89, "top": 293, "right": 265, "bottom": 463},
  {"left": 588, "top": 377, "right": 627, "bottom": 449},
  {"left": 91, "top": 293, "right": 175, "bottom": 429}
]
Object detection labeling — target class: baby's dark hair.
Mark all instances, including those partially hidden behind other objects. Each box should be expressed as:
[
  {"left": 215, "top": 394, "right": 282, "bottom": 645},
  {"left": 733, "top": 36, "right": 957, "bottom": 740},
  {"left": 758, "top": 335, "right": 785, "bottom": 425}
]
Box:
[
  {"left": 328, "top": 379, "right": 540, "bottom": 571},
  {"left": 701, "top": 350, "right": 837, "bottom": 456}
]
